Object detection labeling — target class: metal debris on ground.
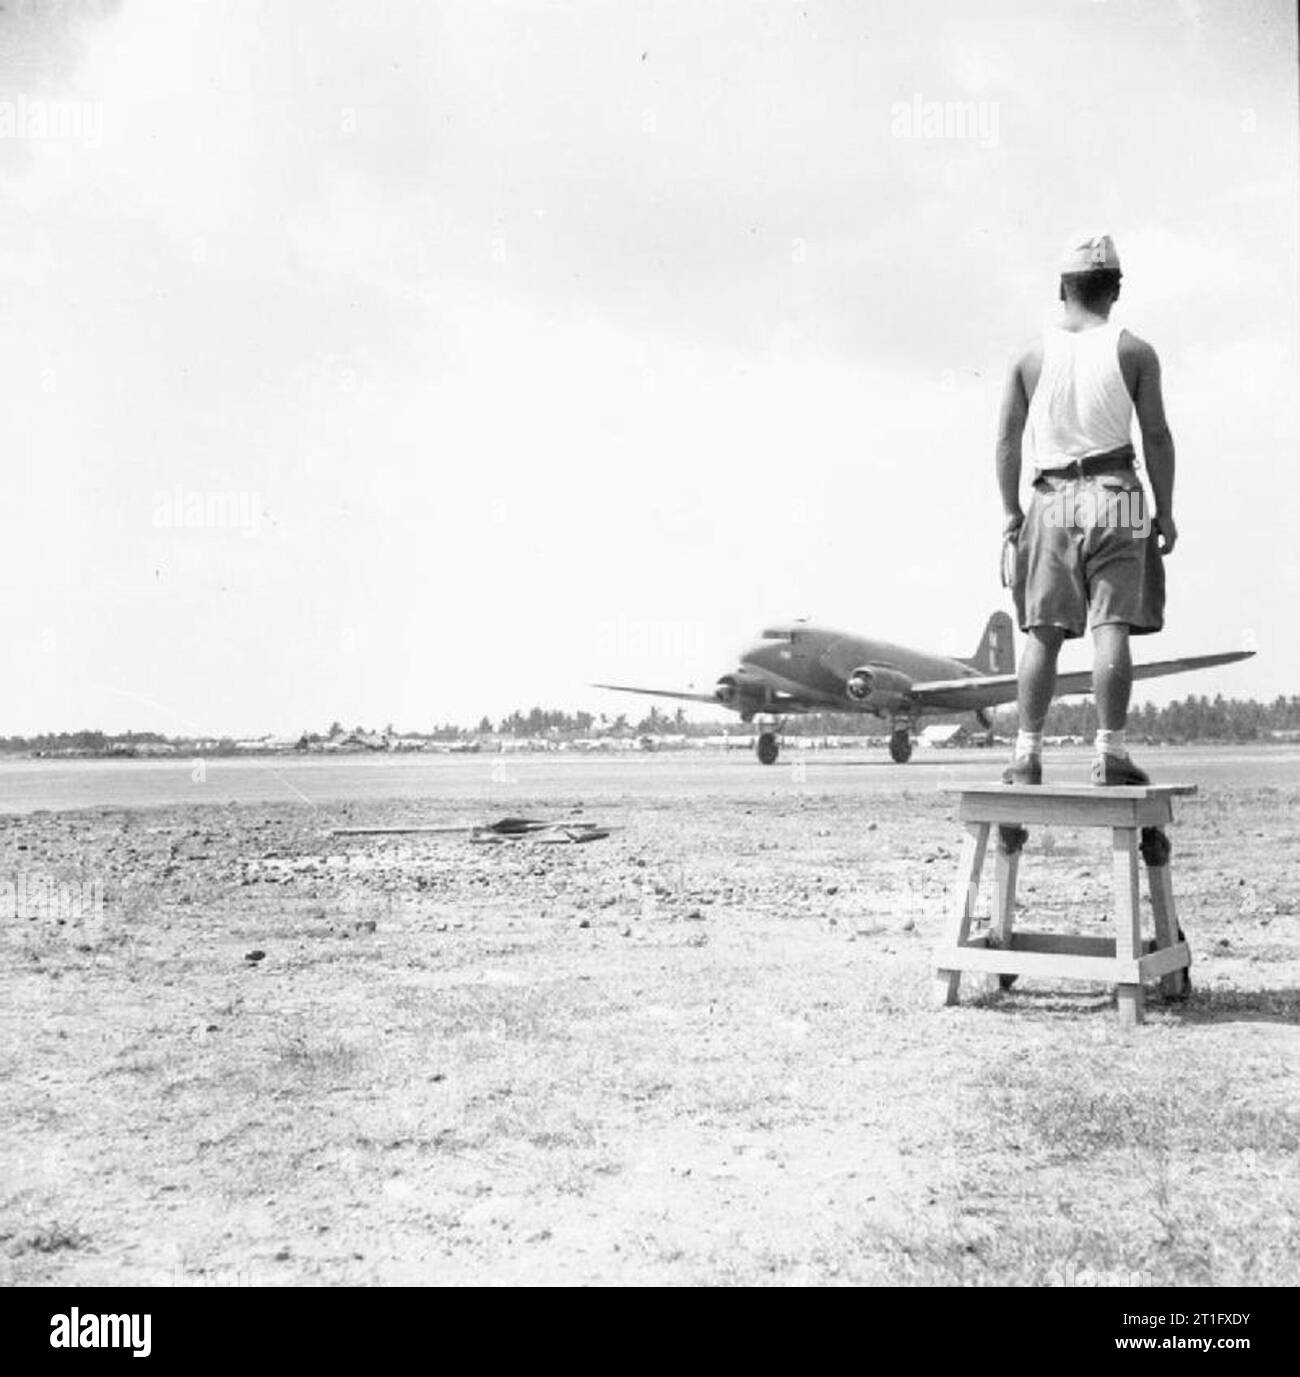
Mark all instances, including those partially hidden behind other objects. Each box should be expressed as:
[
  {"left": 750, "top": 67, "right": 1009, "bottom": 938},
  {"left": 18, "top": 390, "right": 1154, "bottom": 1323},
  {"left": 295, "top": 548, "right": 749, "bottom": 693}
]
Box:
[
  {"left": 330, "top": 816, "right": 615, "bottom": 844},
  {"left": 470, "top": 818, "right": 613, "bottom": 845}
]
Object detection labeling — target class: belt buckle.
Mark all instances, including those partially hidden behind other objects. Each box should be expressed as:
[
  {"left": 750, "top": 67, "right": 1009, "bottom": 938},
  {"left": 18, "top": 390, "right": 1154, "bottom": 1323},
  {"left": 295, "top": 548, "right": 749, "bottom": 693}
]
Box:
[{"left": 1062, "top": 459, "right": 1082, "bottom": 480}]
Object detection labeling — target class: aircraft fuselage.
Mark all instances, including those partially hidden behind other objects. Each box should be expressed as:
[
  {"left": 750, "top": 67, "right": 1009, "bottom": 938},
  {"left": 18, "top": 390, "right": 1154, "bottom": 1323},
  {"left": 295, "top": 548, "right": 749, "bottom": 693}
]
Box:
[{"left": 735, "top": 625, "right": 980, "bottom": 712}]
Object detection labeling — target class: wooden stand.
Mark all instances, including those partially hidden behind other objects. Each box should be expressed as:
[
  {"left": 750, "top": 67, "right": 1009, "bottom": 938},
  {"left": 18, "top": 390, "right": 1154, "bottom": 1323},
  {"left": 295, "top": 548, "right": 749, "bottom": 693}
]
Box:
[{"left": 933, "top": 784, "right": 1196, "bottom": 1027}]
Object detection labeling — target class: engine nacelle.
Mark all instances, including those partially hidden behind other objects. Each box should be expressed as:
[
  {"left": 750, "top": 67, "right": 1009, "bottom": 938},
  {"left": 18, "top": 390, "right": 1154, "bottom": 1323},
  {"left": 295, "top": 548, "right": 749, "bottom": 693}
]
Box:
[
  {"left": 715, "top": 671, "right": 769, "bottom": 714},
  {"left": 845, "top": 665, "right": 912, "bottom": 712}
]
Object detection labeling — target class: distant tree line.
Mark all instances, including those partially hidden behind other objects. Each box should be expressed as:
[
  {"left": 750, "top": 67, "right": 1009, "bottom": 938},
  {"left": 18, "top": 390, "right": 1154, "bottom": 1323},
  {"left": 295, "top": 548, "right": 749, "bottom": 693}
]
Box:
[
  {"left": 1024, "top": 694, "right": 1300, "bottom": 744},
  {"left": 1, "top": 729, "right": 171, "bottom": 753},
  {"left": 4, "top": 695, "right": 1299, "bottom": 753}
]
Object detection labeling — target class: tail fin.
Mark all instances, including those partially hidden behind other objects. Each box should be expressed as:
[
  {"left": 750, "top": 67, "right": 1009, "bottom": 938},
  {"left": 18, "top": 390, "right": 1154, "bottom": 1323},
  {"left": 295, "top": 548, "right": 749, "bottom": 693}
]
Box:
[{"left": 963, "top": 611, "right": 1015, "bottom": 675}]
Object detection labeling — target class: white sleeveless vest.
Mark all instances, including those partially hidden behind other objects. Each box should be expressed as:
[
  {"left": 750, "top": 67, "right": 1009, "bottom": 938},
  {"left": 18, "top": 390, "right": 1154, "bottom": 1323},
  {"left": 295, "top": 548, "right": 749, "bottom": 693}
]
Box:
[{"left": 1026, "top": 320, "right": 1133, "bottom": 472}]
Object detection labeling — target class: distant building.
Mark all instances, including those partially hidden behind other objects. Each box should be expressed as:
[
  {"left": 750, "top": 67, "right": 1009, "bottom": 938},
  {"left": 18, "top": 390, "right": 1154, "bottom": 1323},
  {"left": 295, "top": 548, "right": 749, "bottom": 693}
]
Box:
[
  {"left": 334, "top": 730, "right": 390, "bottom": 751},
  {"left": 920, "top": 722, "right": 969, "bottom": 748}
]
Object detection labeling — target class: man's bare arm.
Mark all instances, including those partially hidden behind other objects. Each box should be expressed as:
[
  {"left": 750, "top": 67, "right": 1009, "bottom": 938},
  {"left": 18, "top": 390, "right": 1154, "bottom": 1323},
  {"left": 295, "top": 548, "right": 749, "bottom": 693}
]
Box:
[
  {"left": 1129, "top": 338, "right": 1177, "bottom": 554},
  {"left": 995, "top": 353, "right": 1029, "bottom": 532}
]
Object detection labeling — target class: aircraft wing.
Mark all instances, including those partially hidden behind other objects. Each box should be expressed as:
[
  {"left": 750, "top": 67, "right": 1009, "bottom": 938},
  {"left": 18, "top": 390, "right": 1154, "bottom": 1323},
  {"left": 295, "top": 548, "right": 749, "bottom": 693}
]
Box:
[
  {"left": 591, "top": 682, "right": 822, "bottom": 713},
  {"left": 591, "top": 683, "right": 722, "bottom": 705},
  {"left": 910, "top": 649, "right": 1256, "bottom": 712}
]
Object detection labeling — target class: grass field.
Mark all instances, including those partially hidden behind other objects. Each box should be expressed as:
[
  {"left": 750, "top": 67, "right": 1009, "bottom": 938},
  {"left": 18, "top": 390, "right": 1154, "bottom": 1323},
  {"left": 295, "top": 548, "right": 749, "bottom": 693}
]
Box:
[{"left": 3, "top": 751, "right": 1298, "bottom": 1286}]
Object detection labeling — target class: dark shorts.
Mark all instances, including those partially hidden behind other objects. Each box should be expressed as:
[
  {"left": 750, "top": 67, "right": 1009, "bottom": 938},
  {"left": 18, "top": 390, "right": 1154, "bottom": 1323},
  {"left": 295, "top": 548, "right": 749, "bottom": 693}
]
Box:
[{"left": 1013, "top": 473, "right": 1165, "bottom": 638}]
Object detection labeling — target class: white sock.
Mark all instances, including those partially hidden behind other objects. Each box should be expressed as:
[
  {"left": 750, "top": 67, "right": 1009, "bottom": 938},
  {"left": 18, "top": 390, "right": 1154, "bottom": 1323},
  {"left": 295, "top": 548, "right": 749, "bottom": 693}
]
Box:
[
  {"left": 1015, "top": 729, "right": 1043, "bottom": 759},
  {"left": 1095, "top": 727, "right": 1127, "bottom": 759}
]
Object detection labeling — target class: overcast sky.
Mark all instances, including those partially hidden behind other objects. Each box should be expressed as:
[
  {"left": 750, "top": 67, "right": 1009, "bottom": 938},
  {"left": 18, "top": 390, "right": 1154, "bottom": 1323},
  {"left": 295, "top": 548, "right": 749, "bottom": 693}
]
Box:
[{"left": 0, "top": 0, "right": 1295, "bottom": 736}]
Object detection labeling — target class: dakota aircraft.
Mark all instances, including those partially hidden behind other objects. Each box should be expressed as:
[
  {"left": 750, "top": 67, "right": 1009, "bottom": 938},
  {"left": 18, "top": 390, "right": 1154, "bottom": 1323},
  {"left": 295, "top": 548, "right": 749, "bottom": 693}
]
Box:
[{"left": 594, "top": 611, "right": 1255, "bottom": 765}]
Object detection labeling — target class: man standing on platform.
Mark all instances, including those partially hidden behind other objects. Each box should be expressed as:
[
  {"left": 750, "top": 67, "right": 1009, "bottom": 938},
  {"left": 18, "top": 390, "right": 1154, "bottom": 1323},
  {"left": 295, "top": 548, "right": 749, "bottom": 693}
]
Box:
[{"left": 995, "top": 232, "right": 1177, "bottom": 786}]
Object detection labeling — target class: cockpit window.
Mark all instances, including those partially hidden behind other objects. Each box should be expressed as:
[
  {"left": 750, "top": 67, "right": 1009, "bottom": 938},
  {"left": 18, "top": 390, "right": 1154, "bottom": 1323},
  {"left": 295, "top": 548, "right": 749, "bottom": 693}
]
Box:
[{"left": 760, "top": 628, "right": 796, "bottom": 642}]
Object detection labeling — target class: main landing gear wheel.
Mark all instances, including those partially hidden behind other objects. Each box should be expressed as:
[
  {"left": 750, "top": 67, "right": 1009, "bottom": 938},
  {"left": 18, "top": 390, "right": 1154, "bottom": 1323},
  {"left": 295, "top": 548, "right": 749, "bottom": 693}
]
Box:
[
  {"left": 889, "top": 728, "right": 912, "bottom": 764},
  {"left": 757, "top": 732, "right": 779, "bottom": 766}
]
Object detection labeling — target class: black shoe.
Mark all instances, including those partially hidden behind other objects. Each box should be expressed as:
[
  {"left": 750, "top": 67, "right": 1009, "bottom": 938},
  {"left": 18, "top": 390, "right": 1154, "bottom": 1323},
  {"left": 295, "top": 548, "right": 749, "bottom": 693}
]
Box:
[
  {"left": 1001, "top": 755, "right": 1042, "bottom": 785},
  {"left": 1090, "top": 754, "right": 1150, "bottom": 786}
]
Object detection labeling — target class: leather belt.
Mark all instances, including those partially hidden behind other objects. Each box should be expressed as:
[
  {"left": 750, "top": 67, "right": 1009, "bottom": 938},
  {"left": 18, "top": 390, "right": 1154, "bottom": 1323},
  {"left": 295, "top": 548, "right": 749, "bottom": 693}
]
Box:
[{"left": 1037, "top": 453, "right": 1135, "bottom": 481}]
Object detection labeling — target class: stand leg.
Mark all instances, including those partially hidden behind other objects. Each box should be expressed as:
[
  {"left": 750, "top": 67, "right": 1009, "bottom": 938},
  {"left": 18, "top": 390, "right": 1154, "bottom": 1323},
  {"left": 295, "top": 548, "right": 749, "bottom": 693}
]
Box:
[
  {"left": 935, "top": 822, "right": 990, "bottom": 1007},
  {"left": 1147, "top": 853, "right": 1189, "bottom": 1000},
  {"left": 1117, "top": 983, "right": 1144, "bottom": 1028},
  {"left": 1113, "top": 826, "right": 1144, "bottom": 1027},
  {"left": 992, "top": 840, "right": 1021, "bottom": 990}
]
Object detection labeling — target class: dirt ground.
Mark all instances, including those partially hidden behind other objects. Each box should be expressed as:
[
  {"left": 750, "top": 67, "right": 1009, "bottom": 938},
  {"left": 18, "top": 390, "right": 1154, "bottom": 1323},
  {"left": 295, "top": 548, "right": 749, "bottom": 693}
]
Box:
[{"left": 3, "top": 760, "right": 1299, "bottom": 1287}]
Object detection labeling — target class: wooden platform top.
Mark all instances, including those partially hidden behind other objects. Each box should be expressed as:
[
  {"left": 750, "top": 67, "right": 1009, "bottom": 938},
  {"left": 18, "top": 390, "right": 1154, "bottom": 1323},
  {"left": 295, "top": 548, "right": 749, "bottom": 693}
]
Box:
[{"left": 948, "top": 783, "right": 1198, "bottom": 800}]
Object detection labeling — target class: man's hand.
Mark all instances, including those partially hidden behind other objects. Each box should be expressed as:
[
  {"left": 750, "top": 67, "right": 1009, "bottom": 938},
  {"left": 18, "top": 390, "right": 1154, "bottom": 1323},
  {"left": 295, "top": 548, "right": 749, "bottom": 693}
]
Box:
[
  {"left": 1153, "top": 512, "right": 1178, "bottom": 556},
  {"left": 1002, "top": 509, "right": 1025, "bottom": 537}
]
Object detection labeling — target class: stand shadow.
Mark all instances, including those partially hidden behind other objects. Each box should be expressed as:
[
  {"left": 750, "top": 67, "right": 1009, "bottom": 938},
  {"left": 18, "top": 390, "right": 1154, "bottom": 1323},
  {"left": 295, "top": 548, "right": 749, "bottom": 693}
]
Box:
[
  {"left": 967, "top": 984, "right": 1300, "bottom": 1026},
  {"left": 1173, "top": 986, "right": 1300, "bottom": 1027}
]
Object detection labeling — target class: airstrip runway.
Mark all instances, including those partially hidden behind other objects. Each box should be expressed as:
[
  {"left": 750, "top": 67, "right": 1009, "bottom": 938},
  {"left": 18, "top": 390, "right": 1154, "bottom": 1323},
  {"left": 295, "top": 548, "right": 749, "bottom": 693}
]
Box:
[
  {"left": 3, "top": 745, "right": 1298, "bottom": 1285},
  {"left": 4, "top": 743, "right": 1300, "bottom": 812}
]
